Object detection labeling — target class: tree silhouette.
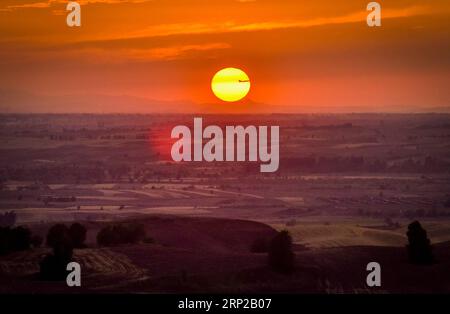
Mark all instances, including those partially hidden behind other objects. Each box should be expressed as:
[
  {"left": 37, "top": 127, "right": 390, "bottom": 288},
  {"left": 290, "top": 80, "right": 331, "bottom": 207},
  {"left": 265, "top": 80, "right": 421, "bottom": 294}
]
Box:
[
  {"left": 97, "top": 223, "right": 146, "bottom": 247},
  {"left": 97, "top": 225, "right": 117, "bottom": 247},
  {"left": 40, "top": 224, "right": 74, "bottom": 280},
  {"left": 46, "top": 224, "right": 71, "bottom": 248},
  {"left": 39, "top": 249, "right": 72, "bottom": 281},
  {"left": 10, "top": 226, "right": 31, "bottom": 251},
  {"left": 69, "top": 223, "right": 87, "bottom": 248},
  {"left": 0, "top": 226, "right": 32, "bottom": 254},
  {"left": 268, "top": 230, "right": 295, "bottom": 273},
  {"left": 0, "top": 211, "right": 16, "bottom": 228},
  {"left": 31, "top": 235, "right": 43, "bottom": 248},
  {"left": 407, "top": 221, "right": 434, "bottom": 265}
]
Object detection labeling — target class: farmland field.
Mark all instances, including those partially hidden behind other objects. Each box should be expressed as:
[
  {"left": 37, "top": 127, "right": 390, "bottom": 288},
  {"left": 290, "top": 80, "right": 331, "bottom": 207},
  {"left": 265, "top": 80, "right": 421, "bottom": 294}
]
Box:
[{"left": 1, "top": 114, "right": 450, "bottom": 293}]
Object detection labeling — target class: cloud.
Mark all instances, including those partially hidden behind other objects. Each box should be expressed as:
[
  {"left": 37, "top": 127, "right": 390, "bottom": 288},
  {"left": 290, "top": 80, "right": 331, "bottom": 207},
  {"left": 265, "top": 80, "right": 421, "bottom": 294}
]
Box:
[
  {"left": 0, "top": 0, "right": 152, "bottom": 11},
  {"left": 4, "top": 42, "right": 232, "bottom": 63},
  {"left": 87, "top": 4, "right": 441, "bottom": 42},
  {"left": 1, "top": 0, "right": 252, "bottom": 11},
  {"left": 137, "top": 42, "right": 231, "bottom": 60},
  {"left": 112, "top": 42, "right": 232, "bottom": 61}
]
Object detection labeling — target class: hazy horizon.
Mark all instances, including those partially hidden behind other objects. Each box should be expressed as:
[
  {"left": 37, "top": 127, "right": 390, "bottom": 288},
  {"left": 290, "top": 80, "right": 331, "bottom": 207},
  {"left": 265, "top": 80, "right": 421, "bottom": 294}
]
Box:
[{"left": 1, "top": 90, "right": 449, "bottom": 114}]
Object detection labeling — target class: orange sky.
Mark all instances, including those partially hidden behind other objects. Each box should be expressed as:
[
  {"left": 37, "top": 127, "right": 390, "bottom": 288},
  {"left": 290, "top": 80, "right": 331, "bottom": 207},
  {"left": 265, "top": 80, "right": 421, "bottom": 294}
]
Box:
[{"left": 0, "top": 0, "right": 449, "bottom": 113}]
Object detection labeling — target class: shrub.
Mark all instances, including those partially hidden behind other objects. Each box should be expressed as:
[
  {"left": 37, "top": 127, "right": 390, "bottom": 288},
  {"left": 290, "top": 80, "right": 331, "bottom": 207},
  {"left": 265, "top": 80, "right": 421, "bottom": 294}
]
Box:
[
  {"left": 268, "top": 230, "right": 295, "bottom": 273},
  {"left": 407, "top": 221, "right": 434, "bottom": 265}
]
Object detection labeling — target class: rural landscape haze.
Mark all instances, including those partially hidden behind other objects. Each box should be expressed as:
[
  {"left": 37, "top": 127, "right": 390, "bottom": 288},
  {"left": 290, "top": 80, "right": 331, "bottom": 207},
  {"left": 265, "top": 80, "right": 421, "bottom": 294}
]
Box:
[{"left": 1, "top": 113, "right": 449, "bottom": 293}]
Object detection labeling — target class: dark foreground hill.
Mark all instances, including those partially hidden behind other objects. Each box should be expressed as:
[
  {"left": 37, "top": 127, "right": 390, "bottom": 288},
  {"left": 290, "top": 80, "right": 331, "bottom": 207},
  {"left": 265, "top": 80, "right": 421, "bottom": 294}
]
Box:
[{"left": 0, "top": 216, "right": 449, "bottom": 293}]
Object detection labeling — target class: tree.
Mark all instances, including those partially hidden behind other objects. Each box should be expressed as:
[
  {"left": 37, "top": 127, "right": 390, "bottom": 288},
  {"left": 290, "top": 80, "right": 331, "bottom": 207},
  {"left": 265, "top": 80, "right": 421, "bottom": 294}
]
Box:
[
  {"left": 31, "top": 235, "right": 43, "bottom": 248},
  {"left": 10, "top": 226, "right": 31, "bottom": 251},
  {"left": 0, "top": 211, "right": 16, "bottom": 228},
  {"left": 407, "top": 221, "right": 434, "bottom": 265},
  {"left": 125, "top": 223, "right": 145, "bottom": 243},
  {"left": 0, "top": 226, "right": 32, "bottom": 254},
  {"left": 97, "top": 225, "right": 117, "bottom": 247},
  {"left": 268, "top": 230, "right": 295, "bottom": 273},
  {"left": 69, "top": 223, "right": 87, "bottom": 248},
  {"left": 40, "top": 249, "right": 73, "bottom": 281},
  {"left": 46, "top": 224, "right": 71, "bottom": 248},
  {"left": 97, "top": 223, "right": 146, "bottom": 247},
  {"left": 40, "top": 224, "right": 74, "bottom": 280},
  {"left": 0, "top": 227, "right": 9, "bottom": 254}
]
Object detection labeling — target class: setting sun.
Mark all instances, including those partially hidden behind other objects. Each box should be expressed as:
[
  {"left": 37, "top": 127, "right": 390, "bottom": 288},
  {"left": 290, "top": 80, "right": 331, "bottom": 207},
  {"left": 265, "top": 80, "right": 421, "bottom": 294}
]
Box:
[{"left": 211, "top": 68, "right": 251, "bottom": 102}]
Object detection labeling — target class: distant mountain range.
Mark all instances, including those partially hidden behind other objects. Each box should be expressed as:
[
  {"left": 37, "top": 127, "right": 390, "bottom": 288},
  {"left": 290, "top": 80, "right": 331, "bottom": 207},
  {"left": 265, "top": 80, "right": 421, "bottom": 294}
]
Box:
[{"left": 1, "top": 89, "right": 449, "bottom": 114}]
